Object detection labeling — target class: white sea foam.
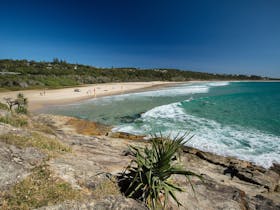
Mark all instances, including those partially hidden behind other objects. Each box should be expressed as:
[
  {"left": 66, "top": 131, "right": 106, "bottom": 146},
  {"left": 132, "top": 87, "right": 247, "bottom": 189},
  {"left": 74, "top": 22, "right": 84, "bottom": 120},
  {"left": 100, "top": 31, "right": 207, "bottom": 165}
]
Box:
[
  {"left": 123, "top": 84, "right": 210, "bottom": 98},
  {"left": 115, "top": 81, "right": 230, "bottom": 98},
  {"left": 115, "top": 101, "right": 280, "bottom": 168},
  {"left": 207, "top": 81, "right": 230, "bottom": 87},
  {"left": 86, "top": 84, "right": 210, "bottom": 103}
]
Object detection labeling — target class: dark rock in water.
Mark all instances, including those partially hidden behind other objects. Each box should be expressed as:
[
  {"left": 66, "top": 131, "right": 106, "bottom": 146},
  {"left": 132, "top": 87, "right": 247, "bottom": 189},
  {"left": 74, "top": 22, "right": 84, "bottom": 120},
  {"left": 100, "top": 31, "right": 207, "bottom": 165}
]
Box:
[{"left": 119, "top": 113, "right": 142, "bottom": 123}]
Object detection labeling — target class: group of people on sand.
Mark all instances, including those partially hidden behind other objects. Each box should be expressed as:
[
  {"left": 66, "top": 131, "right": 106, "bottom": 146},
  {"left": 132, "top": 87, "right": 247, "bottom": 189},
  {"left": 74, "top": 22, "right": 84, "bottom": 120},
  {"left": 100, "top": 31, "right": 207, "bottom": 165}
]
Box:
[
  {"left": 39, "top": 85, "right": 125, "bottom": 97},
  {"left": 39, "top": 89, "right": 46, "bottom": 96}
]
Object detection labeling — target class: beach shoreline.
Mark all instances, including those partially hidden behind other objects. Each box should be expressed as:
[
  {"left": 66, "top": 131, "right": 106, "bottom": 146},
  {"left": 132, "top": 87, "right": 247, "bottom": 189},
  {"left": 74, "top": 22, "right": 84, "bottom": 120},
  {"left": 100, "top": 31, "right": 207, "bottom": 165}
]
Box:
[
  {"left": 1, "top": 80, "right": 277, "bottom": 113},
  {"left": 0, "top": 81, "right": 187, "bottom": 112}
]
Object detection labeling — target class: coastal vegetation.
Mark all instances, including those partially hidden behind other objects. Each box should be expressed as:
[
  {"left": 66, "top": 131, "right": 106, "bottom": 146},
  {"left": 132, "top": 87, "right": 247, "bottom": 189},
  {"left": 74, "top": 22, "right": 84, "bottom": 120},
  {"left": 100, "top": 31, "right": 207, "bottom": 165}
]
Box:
[
  {"left": 3, "top": 93, "right": 28, "bottom": 114},
  {"left": 2, "top": 165, "right": 82, "bottom": 210},
  {"left": 0, "top": 132, "right": 71, "bottom": 159},
  {"left": 91, "top": 178, "right": 121, "bottom": 200},
  {"left": 0, "top": 59, "right": 269, "bottom": 90},
  {"left": 0, "top": 105, "right": 77, "bottom": 209},
  {"left": 0, "top": 114, "right": 28, "bottom": 127},
  {"left": 0, "top": 102, "right": 9, "bottom": 110},
  {"left": 0, "top": 93, "right": 29, "bottom": 126},
  {"left": 0, "top": 110, "right": 78, "bottom": 209},
  {"left": 119, "top": 134, "right": 201, "bottom": 209}
]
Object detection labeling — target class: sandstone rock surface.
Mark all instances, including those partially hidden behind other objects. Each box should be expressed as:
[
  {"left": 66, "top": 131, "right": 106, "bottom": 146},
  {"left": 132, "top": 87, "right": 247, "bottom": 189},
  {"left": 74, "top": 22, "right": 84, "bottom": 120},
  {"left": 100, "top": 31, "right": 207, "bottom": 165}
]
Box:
[{"left": 0, "top": 114, "right": 279, "bottom": 210}]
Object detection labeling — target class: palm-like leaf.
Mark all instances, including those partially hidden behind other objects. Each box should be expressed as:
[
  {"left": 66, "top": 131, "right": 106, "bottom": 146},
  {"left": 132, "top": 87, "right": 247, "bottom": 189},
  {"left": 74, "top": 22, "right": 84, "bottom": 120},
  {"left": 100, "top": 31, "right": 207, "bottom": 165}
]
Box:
[{"left": 119, "top": 133, "right": 201, "bottom": 209}]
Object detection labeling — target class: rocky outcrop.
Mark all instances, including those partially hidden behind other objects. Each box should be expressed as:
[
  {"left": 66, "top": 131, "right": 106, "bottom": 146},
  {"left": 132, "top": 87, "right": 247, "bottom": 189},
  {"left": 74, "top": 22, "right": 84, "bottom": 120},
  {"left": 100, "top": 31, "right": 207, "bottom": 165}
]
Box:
[
  {"left": 47, "top": 134, "right": 139, "bottom": 189},
  {"left": 183, "top": 146, "right": 280, "bottom": 193},
  {"left": 173, "top": 179, "right": 280, "bottom": 210},
  {"left": 37, "top": 114, "right": 280, "bottom": 210},
  {"left": 175, "top": 146, "right": 280, "bottom": 209},
  {"left": 33, "top": 114, "right": 111, "bottom": 136},
  {"left": 108, "top": 131, "right": 145, "bottom": 141},
  {"left": 0, "top": 114, "right": 279, "bottom": 210},
  {"left": 65, "top": 118, "right": 111, "bottom": 136}
]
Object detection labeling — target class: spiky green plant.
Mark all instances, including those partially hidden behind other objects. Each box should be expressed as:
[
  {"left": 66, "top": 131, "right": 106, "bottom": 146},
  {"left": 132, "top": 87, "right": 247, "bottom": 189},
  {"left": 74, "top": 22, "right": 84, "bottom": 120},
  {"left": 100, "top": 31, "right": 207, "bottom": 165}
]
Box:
[{"left": 119, "top": 133, "right": 201, "bottom": 209}]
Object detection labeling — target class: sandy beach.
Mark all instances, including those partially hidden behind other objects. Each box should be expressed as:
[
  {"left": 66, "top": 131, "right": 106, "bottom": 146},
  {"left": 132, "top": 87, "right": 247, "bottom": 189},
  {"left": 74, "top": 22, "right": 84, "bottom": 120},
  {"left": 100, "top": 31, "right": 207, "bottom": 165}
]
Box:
[{"left": 0, "top": 81, "right": 182, "bottom": 112}]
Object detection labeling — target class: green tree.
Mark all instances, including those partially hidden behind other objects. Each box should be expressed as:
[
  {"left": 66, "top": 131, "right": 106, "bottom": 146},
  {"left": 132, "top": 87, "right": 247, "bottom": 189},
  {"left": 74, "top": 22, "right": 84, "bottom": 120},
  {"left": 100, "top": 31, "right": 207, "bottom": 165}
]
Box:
[
  {"left": 15, "top": 93, "right": 28, "bottom": 114},
  {"left": 52, "top": 58, "right": 59, "bottom": 64}
]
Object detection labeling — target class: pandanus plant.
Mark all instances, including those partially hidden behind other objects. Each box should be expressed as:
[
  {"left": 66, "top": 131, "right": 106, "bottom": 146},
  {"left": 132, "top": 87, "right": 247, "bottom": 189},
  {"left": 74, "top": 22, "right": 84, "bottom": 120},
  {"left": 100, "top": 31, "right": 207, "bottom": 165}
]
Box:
[{"left": 119, "top": 133, "right": 201, "bottom": 209}]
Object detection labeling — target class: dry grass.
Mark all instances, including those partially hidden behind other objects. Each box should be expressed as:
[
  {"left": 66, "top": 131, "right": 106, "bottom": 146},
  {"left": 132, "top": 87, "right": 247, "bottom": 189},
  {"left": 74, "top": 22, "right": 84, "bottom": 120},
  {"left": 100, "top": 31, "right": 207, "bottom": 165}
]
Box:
[
  {"left": 92, "top": 178, "right": 121, "bottom": 200},
  {"left": 0, "top": 102, "right": 9, "bottom": 110},
  {"left": 0, "top": 114, "right": 28, "bottom": 127},
  {"left": 1, "top": 165, "right": 82, "bottom": 210},
  {"left": 32, "top": 122, "right": 57, "bottom": 136},
  {"left": 0, "top": 132, "right": 71, "bottom": 158}
]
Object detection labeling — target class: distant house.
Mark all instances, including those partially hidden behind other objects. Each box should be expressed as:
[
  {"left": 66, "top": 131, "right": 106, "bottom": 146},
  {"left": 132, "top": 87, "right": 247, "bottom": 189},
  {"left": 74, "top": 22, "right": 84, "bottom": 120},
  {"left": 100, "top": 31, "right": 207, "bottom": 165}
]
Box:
[
  {"left": 46, "top": 63, "right": 52, "bottom": 70},
  {"left": 74, "top": 65, "right": 78, "bottom": 70},
  {"left": 154, "top": 69, "right": 167, "bottom": 73},
  {"left": 0, "top": 71, "right": 21, "bottom": 75}
]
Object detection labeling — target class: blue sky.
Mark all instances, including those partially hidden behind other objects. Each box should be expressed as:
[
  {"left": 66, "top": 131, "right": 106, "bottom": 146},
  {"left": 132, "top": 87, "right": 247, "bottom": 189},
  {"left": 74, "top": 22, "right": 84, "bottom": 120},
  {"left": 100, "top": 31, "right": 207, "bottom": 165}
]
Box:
[{"left": 0, "top": 0, "right": 280, "bottom": 77}]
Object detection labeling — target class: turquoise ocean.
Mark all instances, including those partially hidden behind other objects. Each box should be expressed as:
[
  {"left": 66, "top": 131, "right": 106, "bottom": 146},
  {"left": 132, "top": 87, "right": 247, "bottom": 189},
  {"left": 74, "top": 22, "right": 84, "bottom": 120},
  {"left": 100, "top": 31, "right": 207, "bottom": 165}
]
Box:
[{"left": 43, "top": 81, "right": 280, "bottom": 168}]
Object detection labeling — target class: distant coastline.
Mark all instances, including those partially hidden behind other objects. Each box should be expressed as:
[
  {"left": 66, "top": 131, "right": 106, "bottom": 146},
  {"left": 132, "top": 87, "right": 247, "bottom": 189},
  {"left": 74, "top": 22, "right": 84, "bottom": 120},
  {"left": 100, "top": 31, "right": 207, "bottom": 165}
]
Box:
[
  {"left": 1, "top": 80, "right": 279, "bottom": 113},
  {"left": 0, "top": 59, "right": 278, "bottom": 112}
]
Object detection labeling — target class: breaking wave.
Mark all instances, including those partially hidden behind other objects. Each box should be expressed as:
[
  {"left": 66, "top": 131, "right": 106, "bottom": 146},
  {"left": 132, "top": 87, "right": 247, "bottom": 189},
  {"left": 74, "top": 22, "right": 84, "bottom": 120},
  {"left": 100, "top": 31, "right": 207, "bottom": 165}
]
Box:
[{"left": 115, "top": 101, "right": 280, "bottom": 168}]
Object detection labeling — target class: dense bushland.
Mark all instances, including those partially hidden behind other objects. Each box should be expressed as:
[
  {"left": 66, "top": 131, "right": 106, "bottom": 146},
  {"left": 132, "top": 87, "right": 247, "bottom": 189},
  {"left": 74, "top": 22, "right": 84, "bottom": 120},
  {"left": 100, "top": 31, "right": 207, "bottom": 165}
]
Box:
[{"left": 0, "top": 59, "right": 267, "bottom": 90}]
